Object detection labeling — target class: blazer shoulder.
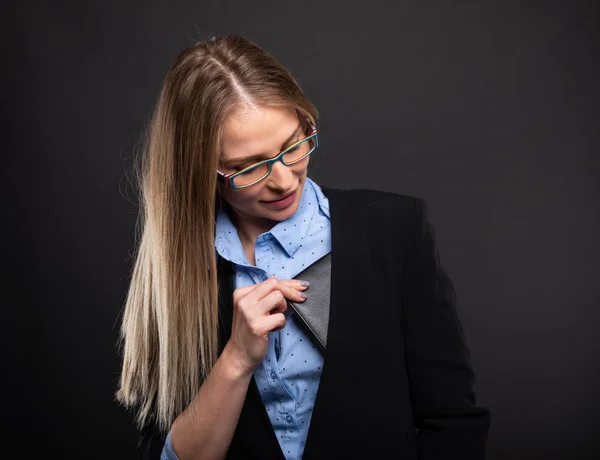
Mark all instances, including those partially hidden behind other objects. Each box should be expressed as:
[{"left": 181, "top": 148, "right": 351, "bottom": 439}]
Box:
[{"left": 321, "top": 185, "right": 424, "bottom": 218}]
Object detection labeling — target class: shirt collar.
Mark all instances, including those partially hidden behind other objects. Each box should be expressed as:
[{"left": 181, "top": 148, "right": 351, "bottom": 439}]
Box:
[
  {"left": 270, "top": 177, "right": 320, "bottom": 257},
  {"left": 215, "top": 206, "right": 247, "bottom": 265},
  {"left": 214, "top": 177, "right": 329, "bottom": 262}
]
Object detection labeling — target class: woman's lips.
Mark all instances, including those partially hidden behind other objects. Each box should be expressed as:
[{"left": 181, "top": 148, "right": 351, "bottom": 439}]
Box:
[{"left": 262, "top": 190, "right": 297, "bottom": 210}]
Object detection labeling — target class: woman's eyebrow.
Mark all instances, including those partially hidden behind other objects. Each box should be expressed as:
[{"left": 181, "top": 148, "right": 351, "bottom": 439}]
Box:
[{"left": 223, "top": 123, "right": 303, "bottom": 168}]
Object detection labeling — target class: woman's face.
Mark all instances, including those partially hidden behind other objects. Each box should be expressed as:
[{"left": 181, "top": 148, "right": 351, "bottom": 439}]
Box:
[{"left": 218, "top": 104, "right": 310, "bottom": 229}]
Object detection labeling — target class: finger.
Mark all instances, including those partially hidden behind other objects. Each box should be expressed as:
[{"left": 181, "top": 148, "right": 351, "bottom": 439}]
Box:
[
  {"left": 233, "top": 278, "right": 285, "bottom": 305},
  {"left": 240, "top": 277, "right": 280, "bottom": 306},
  {"left": 273, "top": 279, "right": 308, "bottom": 303},
  {"left": 232, "top": 283, "right": 258, "bottom": 304},
  {"left": 271, "top": 323, "right": 286, "bottom": 332},
  {"left": 260, "top": 312, "right": 287, "bottom": 334},
  {"left": 235, "top": 280, "right": 305, "bottom": 306},
  {"left": 254, "top": 290, "right": 288, "bottom": 316},
  {"left": 269, "top": 297, "right": 289, "bottom": 315},
  {"left": 244, "top": 277, "right": 306, "bottom": 307},
  {"left": 281, "top": 279, "right": 310, "bottom": 291}
]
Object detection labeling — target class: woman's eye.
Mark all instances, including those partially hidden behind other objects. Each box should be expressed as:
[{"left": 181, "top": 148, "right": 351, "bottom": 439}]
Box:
[{"left": 286, "top": 145, "right": 300, "bottom": 153}]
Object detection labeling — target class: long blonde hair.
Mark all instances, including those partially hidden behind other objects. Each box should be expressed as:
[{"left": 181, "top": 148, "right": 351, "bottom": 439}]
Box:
[{"left": 115, "top": 35, "right": 318, "bottom": 435}]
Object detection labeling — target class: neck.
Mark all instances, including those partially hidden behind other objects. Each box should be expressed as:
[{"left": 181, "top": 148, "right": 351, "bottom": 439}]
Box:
[{"left": 228, "top": 208, "right": 276, "bottom": 249}]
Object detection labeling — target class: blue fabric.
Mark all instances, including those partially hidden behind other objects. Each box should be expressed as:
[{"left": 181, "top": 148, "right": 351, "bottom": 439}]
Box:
[
  {"left": 160, "top": 431, "right": 177, "bottom": 460},
  {"left": 161, "top": 177, "right": 331, "bottom": 460}
]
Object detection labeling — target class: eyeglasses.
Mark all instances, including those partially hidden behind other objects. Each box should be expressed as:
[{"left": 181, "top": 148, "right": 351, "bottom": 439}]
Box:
[{"left": 217, "top": 115, "right": 318, "bottom": 190}]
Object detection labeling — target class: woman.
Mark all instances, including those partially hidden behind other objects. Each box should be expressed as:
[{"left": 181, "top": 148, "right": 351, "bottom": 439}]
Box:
[{"left": 116, "top": 35, "right": 491, "bottom": 460}]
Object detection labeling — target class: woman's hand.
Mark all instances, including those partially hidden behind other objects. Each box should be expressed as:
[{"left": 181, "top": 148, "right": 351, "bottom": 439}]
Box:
[{"left": 225, "top": 277, "right": 309, "bottom": 377}]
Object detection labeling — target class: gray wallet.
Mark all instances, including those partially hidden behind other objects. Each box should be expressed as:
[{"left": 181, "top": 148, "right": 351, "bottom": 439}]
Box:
[{"left": 285, "top": 253, "right": 331, "bottom": 351}]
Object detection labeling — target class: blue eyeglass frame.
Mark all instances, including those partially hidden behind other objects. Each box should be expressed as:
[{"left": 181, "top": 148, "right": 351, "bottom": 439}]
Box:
[{"left": 217, "top": 112, "right": 318, "bottom": 190}]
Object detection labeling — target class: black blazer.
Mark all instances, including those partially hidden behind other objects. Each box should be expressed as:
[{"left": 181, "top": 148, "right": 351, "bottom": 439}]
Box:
[{"left": 138, "top": 186, "right": 491, "bottom": 459}]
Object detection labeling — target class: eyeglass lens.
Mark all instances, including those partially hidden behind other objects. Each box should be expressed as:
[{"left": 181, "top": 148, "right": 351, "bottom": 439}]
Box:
[{"left": 232, "top": 136, "right": 316, "bottom": 187}]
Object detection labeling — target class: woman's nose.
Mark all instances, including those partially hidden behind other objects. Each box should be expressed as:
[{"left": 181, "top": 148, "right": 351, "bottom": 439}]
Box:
[{"left": 266, "top": 159, "right": 294, "bottom": 189}]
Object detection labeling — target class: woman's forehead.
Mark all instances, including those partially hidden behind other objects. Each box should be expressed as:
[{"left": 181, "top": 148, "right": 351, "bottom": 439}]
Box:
[{"left": 220, "top": 105, "right": 300, "bottom": 159}]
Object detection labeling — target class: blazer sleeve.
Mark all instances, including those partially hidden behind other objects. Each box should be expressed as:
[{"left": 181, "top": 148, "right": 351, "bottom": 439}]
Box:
[{"left": 401, "top": 197, "right": 491, "bottom": 459}]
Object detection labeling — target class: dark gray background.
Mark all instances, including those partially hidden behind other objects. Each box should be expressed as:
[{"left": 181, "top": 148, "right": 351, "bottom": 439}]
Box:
[{"left": 3, "top": 1, "right": 599, "bottom": 458}]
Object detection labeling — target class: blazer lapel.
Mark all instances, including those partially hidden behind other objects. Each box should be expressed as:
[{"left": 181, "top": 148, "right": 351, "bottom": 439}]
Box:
[
  {"left": 217, "top": 255, "right": 285, "bottom": 459},
  {"left": 301, "top": 186, "right": 378, "bottom": 458}
]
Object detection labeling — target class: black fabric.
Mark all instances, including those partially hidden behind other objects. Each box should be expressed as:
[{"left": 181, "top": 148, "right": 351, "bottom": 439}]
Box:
[
  {"left": 136, "top": 186, "right": 491, "bottom": 459},
  {"left": 137, "top": 424, "right": 167, "bottom": 460}
]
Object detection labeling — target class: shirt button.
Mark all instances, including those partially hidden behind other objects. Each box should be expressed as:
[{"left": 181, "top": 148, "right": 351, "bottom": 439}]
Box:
[
  {"left": 285, "top": 415, "right": 293, "bottom": 423},
  {"left": 270, "top": 370, "right": 277, "bottom": 380}
]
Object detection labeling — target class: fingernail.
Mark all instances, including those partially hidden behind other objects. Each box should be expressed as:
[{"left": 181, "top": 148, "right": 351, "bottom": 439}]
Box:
[
  {"left": 299, "top": 292, "right": 308, "bottom": 299},
  {"left": 298, "top": 280, "right": 310, "bottom": 287}
]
